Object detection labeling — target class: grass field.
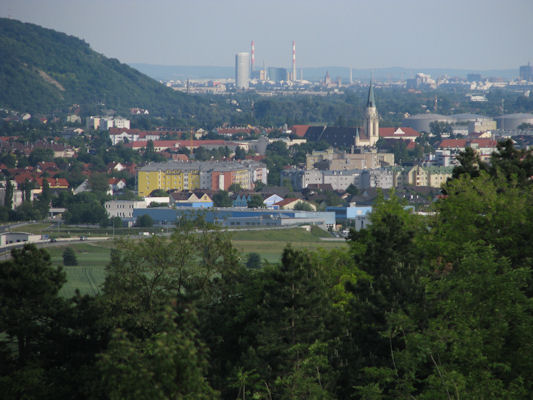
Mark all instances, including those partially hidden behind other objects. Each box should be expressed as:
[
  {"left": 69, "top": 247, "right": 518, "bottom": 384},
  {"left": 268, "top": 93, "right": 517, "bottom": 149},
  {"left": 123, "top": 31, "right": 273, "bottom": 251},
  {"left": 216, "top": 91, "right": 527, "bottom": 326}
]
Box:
[
  {"left": 47, "top": 243, "right": 113, "bottom": 297},
  {"left": 45, "top": 227, "right": 347, "bottom": 297}
]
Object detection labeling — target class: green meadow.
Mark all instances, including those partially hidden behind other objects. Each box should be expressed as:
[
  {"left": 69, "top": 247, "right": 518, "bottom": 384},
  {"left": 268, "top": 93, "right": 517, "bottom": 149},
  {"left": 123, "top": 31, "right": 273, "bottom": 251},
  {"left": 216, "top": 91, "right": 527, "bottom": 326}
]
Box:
[{"left": 45, "top": 228, "right": 347, "bottom": 296}]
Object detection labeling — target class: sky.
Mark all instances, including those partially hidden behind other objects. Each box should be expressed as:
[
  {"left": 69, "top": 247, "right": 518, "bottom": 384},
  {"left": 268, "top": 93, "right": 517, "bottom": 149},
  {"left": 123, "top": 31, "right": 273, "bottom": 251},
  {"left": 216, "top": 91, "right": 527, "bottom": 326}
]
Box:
[{"left": 1, "top": 0, "right": 532, "bottom": 70}]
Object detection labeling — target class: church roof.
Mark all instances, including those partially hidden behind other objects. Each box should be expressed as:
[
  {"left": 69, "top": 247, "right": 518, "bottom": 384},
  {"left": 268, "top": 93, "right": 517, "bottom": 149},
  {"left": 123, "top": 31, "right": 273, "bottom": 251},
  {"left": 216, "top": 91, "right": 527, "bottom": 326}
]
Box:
[{"left": 305, "top": 126, "right": 357, "bottom": 148}]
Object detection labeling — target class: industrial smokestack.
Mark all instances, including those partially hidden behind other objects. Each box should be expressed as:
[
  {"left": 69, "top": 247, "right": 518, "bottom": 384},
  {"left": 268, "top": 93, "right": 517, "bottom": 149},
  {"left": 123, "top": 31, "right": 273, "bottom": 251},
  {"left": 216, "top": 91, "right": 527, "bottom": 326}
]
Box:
[
  {"left": 251, "top": 40, "right": 255, "bottom": 72},
  {"left": 292, "top": 41, "right": 296, "bottom": 81}
]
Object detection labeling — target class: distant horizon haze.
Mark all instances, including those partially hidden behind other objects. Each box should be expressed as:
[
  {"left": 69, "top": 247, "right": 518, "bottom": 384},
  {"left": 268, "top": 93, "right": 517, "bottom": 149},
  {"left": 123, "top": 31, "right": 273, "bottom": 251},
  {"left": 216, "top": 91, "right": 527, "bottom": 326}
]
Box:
[{"left": 1, "top": 0, "right": 532, "bottom": 71}]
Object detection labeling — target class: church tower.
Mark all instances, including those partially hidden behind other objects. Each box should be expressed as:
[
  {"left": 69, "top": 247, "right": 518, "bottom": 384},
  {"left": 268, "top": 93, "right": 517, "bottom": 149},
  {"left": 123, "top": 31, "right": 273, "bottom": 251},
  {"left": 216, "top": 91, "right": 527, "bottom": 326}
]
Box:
[{"left": 364, "top": 81, "right": 379, "bottom": 146}]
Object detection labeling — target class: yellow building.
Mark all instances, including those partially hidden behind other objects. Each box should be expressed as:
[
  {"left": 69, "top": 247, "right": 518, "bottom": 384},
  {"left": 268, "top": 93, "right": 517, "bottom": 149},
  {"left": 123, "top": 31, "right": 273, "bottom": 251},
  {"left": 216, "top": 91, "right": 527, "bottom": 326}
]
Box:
[
  {"left": 138, "top": 163, "right": 200, "bottom": 197},
  {"left": 137, "top": 160, "right": 263, "bottom": 197}
]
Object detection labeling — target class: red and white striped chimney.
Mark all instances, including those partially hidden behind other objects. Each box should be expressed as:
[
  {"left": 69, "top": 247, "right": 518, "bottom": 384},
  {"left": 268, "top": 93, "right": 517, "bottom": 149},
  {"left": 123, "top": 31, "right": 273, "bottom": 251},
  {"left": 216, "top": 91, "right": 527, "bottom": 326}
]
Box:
[{"left": 251, "top": 40, "right": 255, "bottom": 72}]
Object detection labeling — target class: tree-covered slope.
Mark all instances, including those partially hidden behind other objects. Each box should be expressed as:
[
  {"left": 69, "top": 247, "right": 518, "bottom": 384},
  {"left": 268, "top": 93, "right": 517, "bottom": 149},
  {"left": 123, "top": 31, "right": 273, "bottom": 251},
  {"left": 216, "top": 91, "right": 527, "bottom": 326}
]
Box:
[{"left": 0, "top": 18, "right": 211, "bottom": 117}]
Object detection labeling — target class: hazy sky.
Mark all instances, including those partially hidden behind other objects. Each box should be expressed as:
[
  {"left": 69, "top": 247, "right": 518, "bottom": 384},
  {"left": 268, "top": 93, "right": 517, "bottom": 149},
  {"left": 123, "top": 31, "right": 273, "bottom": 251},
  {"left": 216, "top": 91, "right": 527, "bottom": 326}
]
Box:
[{"left": 1, "top": 0, "right": 532, "bottom": 70}]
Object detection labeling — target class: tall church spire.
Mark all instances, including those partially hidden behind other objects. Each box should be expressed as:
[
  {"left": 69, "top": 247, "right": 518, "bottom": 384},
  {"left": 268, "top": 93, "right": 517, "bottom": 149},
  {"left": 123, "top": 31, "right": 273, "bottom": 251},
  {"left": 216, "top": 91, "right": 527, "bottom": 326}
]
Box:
[
  {"left": 364, "top": 79, "right": 379, "bottom": 146},
  {"left": 367, "top": 80, "right": 376, "bottom": 108}
]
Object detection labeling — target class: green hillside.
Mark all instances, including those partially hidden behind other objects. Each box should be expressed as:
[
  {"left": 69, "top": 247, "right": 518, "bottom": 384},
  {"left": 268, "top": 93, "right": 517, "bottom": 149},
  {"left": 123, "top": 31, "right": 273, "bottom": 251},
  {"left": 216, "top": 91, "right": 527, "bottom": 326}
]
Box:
[{"left": 0, "top": 18, "right": 217, "bottom": 117}]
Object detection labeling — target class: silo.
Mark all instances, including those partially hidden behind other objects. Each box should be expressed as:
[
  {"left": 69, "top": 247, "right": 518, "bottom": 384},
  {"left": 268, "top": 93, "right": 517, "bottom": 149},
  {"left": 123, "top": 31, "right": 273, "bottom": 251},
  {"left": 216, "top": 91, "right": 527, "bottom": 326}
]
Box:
[
  {"left": 403, "top": 113, "right": 456, "bottom": 133},
  {"left": 495, "top": 113, "right": 533, "bottom": 130},
  {"left": 235, "top": 52, "right": 250, "bottom": 89}
]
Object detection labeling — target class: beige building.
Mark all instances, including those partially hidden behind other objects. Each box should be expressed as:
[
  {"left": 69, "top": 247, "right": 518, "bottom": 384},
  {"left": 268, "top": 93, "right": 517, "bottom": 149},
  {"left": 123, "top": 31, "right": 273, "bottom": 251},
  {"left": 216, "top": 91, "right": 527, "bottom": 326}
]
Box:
[
  {"left": 306, "top": 148, "right": 394, "bottom": 170},
  {"left": 404, "top": 166, "right": 453, "bottom": 188}
]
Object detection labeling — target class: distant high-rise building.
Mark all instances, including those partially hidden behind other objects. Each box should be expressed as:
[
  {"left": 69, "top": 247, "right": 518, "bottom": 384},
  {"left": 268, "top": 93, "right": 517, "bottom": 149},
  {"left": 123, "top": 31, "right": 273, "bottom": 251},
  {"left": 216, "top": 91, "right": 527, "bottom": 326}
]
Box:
[
  {"left": 467, "top": 73, "right": 482, "bottom": 82},
  {"left": 235, "top": 52, "right": 250, "bottom": 89},
  {"left": 519, "top": 63, "right": 533, "bottom": 81}
]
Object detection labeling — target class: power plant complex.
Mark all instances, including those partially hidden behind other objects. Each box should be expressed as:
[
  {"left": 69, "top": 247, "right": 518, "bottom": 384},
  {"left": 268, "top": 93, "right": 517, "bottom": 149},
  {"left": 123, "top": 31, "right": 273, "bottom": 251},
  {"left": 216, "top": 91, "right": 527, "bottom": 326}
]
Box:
[{"left": 235, "top": 40, "right": 298, "bottom": 88}]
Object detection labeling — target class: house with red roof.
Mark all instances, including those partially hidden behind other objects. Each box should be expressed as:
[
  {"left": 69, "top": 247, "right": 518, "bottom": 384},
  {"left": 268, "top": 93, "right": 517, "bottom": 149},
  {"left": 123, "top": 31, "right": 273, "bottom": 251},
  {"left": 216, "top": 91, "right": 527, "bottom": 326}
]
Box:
[
  {"left": 379, "top": 127, "right": 420, "bottom": 142},
  {"left": 438, "top": 138, "right": 499, "bottom": 161},
  {"left": 108, "top": 178, "right": 127, "bottom": 194},
  {"left": 274, "top": 198, "right": 316, "bottom": 211},
  {"left": 35, "top": 177, "right": 69, "bottom": 190}
]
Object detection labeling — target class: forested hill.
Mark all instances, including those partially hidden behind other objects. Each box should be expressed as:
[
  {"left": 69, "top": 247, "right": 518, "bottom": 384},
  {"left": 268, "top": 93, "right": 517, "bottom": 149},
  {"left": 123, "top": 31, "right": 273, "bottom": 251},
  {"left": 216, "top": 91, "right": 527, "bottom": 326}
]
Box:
[{"left": 0, "top": 18, "right": 212, "bottom": 117}]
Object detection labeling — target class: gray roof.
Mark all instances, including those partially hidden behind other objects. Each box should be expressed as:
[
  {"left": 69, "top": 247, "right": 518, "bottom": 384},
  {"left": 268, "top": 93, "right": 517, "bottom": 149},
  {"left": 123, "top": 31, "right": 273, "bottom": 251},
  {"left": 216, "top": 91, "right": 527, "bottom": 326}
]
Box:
[{"left": 139, "top": 160, "right": 265, "bottom": 173}]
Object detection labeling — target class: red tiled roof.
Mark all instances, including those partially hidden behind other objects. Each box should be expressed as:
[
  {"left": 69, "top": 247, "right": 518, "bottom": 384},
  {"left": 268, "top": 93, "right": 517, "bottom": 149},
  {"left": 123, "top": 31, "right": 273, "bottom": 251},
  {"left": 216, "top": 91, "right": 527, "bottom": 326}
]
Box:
[
  {"left": 35, "top": 177, "right": 69, "bottom": 188},
  {"left": 291, "top": 125, "right": 311, "bottom": 138},
  {"left": 439, "top": 139, "right": 467, "bottom": 149},
  {"left": 472, "top": 139, "right": 498, "bottom": 148},
  {"left": 379, "top": 127, "right": 420, "bottom": 138},
  {"left": 274, "top": 198, "right": 301, "bottom": 207},
  {"left": 439, "top": 138, "right": 498, "bottom": 149},
  {"left": 217, "top": 128, "right": 253, "bottom": 135}
]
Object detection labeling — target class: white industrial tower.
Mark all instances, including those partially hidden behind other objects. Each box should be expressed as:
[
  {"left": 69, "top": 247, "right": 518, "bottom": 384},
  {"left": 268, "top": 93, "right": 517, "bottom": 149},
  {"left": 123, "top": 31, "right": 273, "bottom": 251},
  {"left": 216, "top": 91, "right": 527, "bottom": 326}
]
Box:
[{"left": 235, "top": 52, "right": 250, "bottom": 89}]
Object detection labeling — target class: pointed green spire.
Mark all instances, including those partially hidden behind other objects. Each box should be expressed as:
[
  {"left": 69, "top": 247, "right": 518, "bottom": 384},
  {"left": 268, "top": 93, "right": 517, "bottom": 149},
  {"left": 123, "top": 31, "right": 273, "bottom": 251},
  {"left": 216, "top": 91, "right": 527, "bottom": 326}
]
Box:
[{"left": 367, "top": 80, "right": 376, "bottom": 108}]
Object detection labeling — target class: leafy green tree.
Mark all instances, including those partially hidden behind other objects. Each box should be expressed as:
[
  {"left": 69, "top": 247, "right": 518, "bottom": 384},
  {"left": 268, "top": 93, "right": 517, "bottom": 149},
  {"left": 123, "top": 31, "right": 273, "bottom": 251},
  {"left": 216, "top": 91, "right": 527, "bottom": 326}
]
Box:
[
  {"left": 149, "top": 189, "right": 168, "bottom": 197},
  {"left": 234, "top": 146, "right": 246, "bottom": 160},
  {"left": 99, "top": 309, "right": 217, "bottom": 400},
  {"left": 213, "top": 190, "right": 232, "bottom": 207},
  {"left": 0, "top": 245, "right": 66, "bottom": 362},
  {"left": 136, "top": 214, "right": 153, "bottom": 227},
  {"left": 228, "top": 183, "right": 243, "bottom": 192},
  {"left": 252, "top": 247, "right": 335, "bottom": 396},
  {"left": 62, "top": 247, "right": 78, "bottom": 266},
  {"left": 488, "top": 138, "right": 533, "bottom": 186},
  {"left": 452, "top": 146, "right": 488, "bottom": 179},
  {"left": 35, "top": 178, "right": 51, "bottom": 218},
  {"left": 245, "top": 252, "right": 262, "bottom": 269},
  {"left": 88, "top": 172, "right": 109, "bottom": 194},
  {"left": 345, "top": 183, "right": 359, "bottom": 196},
  {"left": 294, "top": 201, "right": 314, "bottom": 211},
  {"left": 343, "top": 194, "right": 426, "bottom": 397},
  {"left": 4, "top": 181, "right": 13, "bottom": 209},
  {"left": 28, "top": 148, "right": 54, "bottom": 165},
  {"left": 64, "top": 192, "right": 107, "bottom": 224},
  {"left": 247, "top": 194, "right": 264, "bottom": 208}
]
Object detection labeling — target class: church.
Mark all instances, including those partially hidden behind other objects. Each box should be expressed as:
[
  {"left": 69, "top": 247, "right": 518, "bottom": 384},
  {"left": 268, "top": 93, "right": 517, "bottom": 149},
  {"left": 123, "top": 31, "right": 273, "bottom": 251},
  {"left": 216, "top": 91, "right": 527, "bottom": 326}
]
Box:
[
  {"left": 299, "top": 83, "right": 420, "bottom": 148},
  {"left": 355, "top": 81, "right": 380, "bottom": 147},
  {"left": 303, "top": 82, "right": 380, "bottom": 149}
]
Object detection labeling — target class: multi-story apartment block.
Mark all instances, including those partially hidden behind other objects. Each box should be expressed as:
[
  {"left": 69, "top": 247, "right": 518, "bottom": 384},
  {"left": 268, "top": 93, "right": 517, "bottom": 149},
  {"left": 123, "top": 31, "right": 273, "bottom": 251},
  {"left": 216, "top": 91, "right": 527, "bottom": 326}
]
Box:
[
  {"left": 280, "top": 168, "right": 360, "bottom": 191},
  {"left": 404, "top": 166, "right": 453, "bottom": 188},
  {"left": 137, "top": 161, "right": 267, "bottom": 197},
  {"left": 306, "top": 148, "right": 394, "bottom": 170},
  {"left": 86, "top": 116, "right": 130, "bottom": 131},
  {"left": 360, "top": 168, "right": 394, "bottom": 189}
]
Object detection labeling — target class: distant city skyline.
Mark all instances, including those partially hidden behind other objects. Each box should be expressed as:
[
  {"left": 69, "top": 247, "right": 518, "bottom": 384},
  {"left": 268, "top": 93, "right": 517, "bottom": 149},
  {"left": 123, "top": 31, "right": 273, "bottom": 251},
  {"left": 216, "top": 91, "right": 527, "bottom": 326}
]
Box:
[{"left": 1, "top": 0, "right": 532, "bottom": 71}]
